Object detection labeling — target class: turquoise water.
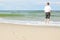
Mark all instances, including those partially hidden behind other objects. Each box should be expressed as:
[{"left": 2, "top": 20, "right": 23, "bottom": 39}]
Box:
[{"left": 0, "top": 10, "right": 60, "bottom": 21}]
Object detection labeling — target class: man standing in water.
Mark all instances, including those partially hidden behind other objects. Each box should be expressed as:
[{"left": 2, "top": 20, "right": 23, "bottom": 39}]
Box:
[{"left": 44, "top": 2, "right": 51, "bottom": 23}]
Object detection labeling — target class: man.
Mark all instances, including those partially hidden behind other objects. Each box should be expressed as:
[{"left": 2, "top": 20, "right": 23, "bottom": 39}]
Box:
[{"left": 44, "top": 2, "right": 51, "bottom": 23}]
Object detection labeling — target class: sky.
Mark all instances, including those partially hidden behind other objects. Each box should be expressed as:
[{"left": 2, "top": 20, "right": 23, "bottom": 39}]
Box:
[{"left": 0, "top": 0, "right": 60, "bottom": 10}]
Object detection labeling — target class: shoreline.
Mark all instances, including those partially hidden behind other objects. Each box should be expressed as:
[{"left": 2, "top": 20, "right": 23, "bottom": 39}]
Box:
[{"left": 0, "top": 23, "right": 60, "bottom": 27}]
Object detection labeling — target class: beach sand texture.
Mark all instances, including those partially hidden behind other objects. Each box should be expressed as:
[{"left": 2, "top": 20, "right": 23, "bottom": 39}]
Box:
[{"left": 0, "top": 23, "right": 60, "bottom": 40}]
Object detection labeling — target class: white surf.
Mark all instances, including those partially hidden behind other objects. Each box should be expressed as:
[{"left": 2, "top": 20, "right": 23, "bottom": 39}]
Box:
[{"left": 0, "top": 18, "right": 60, "bottom": 26}]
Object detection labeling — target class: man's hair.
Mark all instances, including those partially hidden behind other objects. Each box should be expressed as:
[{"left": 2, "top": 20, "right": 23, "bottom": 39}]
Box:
[{"left": 47, "top": 2, "right": 50, "bottom": 5}]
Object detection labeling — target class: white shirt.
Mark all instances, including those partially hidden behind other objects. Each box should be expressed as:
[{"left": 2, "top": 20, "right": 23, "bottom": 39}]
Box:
[{"left": 44, "top": 5, "right": 51, "bottom": 12}]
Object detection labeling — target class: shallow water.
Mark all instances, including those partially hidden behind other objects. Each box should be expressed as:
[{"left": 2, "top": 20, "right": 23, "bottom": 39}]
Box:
[
  {"left": 0, "top": 10, "right": 60, "bottom": 21},
  {"left": 0, "top": 10, "right": 60, "bottom": 26}
]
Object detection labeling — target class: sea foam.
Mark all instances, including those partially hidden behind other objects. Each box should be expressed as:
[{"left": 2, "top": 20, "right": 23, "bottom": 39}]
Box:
[{"left": 0, "top": 18, "right": 60, "bottom": 26}]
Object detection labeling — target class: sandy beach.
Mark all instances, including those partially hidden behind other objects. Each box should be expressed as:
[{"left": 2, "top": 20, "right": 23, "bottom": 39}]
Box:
[{"left": 0, "top": 23, "right": 60, "bottom": 40}]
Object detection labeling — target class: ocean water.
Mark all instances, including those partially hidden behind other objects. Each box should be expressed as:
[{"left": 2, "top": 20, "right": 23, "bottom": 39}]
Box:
[
  {"left": 0, "top": 10, "right": 60, "bottom": 21},
  {"left": 0, "top": 10, "right": 60, "bottom": 26}
]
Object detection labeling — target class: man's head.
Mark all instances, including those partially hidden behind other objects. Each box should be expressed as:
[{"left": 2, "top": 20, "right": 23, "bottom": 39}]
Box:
[{"left": 47, "top": 2, "right": 50, "bottom": 5}]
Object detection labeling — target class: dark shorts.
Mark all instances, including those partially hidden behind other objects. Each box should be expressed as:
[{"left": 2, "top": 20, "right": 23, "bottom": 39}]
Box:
[{"left": 45, "top": 12, "right": 50, "bottom": 19}]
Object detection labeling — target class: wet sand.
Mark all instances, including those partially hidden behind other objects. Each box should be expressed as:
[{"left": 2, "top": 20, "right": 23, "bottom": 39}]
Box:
[{"left": 0, "top": 23, "right": 60, "bottom": 40}]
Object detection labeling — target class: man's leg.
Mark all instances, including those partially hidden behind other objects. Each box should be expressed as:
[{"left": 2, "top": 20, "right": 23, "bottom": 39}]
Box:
[{"left": 47, "top": 19, "right": 50, "bottom": 23}]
